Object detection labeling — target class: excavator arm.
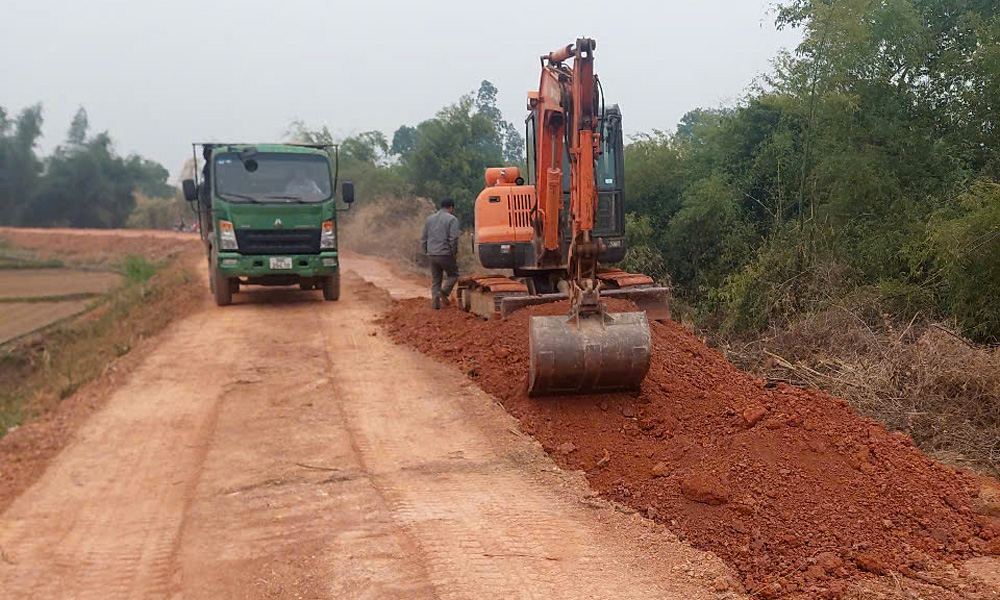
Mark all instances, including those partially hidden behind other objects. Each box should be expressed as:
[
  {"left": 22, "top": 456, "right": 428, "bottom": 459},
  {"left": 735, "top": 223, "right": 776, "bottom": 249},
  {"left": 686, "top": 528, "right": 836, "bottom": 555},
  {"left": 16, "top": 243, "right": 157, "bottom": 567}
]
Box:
[
  {"left": 525, "top": 38, "right": 657, "bottom": 395},
  {"left": 532, "top": 39, "right": 606, "bottom": 317}
]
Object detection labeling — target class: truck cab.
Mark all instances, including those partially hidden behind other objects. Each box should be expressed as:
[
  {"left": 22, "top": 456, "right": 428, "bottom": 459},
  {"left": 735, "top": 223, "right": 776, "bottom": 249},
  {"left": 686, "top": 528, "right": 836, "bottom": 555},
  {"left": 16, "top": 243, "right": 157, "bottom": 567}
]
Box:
[{"left": 182, "top": 143, "right": 355, "bottom": 306}]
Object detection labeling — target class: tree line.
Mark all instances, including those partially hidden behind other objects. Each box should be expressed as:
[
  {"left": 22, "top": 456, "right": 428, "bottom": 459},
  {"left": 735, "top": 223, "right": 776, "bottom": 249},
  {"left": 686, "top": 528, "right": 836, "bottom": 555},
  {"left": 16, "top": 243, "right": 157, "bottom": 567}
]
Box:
[
  {"left": 0, "top": 106, "right": 173, "bottom": 228},
  {"left": 620, "top": 0, "right": 1000, "bottom": 343},
  {"left": 288, "top": 80, "right": 524, "bottom": 227},
  {"left": 305, "top": 2, "right": 1000, "bottom": 344}
]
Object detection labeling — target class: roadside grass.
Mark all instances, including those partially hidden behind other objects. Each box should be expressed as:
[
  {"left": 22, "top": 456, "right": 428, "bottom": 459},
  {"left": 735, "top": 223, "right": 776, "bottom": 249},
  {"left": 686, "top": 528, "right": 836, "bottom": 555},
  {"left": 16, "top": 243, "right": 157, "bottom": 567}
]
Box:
[
  {"left": 120, "top": 254, "right": 158, "bottom": 284},
  {"left": 0, "top": 253, "right": 201, "bottom": 437}
]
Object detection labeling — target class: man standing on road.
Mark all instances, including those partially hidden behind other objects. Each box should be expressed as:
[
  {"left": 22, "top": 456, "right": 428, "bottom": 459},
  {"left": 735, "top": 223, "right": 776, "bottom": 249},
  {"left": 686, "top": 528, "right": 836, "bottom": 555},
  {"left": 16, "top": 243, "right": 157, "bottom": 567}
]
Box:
[{"left": 421, "top": 198, "right": 460, "bottom": 310}]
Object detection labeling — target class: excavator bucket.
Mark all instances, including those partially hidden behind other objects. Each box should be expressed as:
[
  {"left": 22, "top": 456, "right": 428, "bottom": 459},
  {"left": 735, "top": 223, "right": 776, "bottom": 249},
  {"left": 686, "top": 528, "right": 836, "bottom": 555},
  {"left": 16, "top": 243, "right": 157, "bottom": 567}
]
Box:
[{"left": 528, "top": 311, "right": 652, "bottom": 396}]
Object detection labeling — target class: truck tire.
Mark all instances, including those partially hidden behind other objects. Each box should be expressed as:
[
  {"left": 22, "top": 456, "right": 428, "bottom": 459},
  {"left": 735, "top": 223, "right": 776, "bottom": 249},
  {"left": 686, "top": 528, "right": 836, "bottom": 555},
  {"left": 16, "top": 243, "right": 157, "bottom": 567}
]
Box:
[
  {"left": 322, "top": 273, "right": 340, "bottom": 301},
  {"left": 208, "top": 255, "right": 216, "bottom": 293},
  {"left": 214, "top": 268, "right": 232, "bottom": 306}
]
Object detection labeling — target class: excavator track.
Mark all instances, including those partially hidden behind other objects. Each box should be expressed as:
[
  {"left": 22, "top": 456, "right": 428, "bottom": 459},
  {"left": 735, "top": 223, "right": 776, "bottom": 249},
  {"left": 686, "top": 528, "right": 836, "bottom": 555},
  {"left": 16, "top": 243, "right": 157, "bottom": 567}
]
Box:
[
  {"left": 456, "top": 271, "right": 670, "bottom": 322},
  {"left": 455, "top": 275, "right": 529, "bottom": 320}
]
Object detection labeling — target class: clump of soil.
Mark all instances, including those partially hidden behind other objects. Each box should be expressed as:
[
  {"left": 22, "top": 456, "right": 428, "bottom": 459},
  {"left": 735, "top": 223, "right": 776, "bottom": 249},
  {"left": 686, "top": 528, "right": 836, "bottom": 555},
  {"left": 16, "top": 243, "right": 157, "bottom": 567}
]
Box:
[{"left": 380, "top": 299, "right": 1000, "bottom": 598}]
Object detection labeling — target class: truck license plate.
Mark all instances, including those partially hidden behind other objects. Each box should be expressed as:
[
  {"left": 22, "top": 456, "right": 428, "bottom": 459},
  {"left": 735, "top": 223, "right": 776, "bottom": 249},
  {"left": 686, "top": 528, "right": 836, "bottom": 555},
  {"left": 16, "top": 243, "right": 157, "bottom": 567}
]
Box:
[{"left": 269, "top": 257, "right": 293, "bottom": 270}]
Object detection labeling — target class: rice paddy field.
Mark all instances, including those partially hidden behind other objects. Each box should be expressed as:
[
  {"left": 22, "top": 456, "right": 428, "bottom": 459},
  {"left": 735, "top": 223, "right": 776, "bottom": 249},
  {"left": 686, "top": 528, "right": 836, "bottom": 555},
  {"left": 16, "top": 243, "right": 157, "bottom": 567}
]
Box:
[{"left": 0, "top": 254, "right": 122, "bottom": 344}]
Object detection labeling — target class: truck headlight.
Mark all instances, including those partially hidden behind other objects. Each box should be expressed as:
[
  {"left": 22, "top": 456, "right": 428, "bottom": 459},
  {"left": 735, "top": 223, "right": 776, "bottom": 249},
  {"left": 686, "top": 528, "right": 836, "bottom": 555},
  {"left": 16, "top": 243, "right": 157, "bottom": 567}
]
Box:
[
  {"left": 321, "top": 220, "right": 336, "bottom": 249},
  {"left": 218, "top": 220, "right": 238, "bottom": 250}
]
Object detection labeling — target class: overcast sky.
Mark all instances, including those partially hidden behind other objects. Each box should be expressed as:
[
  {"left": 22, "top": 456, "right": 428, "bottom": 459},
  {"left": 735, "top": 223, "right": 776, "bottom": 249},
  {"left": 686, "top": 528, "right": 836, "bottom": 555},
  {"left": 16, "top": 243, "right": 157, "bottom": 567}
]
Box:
[{"left": 1, "top": 0, "right": 800, "bottom": 180}]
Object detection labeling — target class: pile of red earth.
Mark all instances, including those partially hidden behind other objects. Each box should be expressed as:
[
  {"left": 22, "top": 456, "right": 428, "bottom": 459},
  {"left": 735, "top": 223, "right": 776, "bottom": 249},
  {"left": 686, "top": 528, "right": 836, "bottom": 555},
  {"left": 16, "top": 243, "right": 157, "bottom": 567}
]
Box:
[{"left": 380, "top": 299, "right": 1000, "bottom": 598}]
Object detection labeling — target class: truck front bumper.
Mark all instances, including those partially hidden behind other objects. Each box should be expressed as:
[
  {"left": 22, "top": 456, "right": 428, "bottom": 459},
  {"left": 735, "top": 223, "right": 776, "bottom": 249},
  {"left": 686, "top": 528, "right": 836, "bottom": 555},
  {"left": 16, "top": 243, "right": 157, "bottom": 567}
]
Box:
[{"left": 217, "top": 251, "right": 339, "bottom": 279}]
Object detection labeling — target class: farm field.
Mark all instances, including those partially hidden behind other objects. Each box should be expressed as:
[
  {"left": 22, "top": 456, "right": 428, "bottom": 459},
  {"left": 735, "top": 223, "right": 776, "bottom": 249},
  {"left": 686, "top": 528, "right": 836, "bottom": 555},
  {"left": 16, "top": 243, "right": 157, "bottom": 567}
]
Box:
[
  {"left": 0, "top": 267, "right": 122, "bottom": 344},
  {"left": 0, "top": 269, "right": 121, "bottom": 300},
  {"left": 0, "top": 300, "right": 93, "bottom": 344}
]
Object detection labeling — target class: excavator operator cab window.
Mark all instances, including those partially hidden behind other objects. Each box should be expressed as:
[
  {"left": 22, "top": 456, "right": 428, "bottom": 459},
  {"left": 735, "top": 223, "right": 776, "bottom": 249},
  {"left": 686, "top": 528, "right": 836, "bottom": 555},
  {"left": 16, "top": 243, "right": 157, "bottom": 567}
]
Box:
[{"left": 597, "top": 115, "right": 622, "bottom": 191}]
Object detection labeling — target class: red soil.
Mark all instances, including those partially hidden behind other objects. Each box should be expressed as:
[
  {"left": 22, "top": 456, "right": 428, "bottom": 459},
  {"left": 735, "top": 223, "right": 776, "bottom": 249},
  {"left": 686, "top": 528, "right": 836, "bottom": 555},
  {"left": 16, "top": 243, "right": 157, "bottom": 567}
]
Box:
[{"left": 379, "top": 299, "right": 1000, "bottom": 598}]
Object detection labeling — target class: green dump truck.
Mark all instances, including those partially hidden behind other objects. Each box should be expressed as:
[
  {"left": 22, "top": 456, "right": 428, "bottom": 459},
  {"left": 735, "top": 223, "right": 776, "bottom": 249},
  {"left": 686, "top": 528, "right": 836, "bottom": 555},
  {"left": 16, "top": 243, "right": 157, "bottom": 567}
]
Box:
[{"left": 182, "top": 143, "right": 355, "bottom": 306}]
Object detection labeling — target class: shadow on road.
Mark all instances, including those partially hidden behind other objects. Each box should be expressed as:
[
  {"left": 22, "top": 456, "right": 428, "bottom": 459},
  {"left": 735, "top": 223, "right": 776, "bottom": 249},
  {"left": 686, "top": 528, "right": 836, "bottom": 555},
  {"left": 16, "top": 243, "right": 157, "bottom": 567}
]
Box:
[{"left": 229, "top": 287, "right": 324, "bottom": 306}]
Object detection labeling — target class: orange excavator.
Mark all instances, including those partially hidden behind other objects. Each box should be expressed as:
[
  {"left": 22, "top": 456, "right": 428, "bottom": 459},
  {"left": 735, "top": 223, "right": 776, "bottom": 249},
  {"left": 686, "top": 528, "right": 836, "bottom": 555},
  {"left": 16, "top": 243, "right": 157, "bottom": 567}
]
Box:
[{"left": 456, "top": 37, "right": 670, "bottom": 396}]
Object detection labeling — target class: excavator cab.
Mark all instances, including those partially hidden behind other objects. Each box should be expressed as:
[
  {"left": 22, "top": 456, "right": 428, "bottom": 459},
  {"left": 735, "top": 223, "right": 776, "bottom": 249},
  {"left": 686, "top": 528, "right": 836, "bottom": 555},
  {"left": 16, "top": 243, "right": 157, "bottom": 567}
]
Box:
[{"left": 521, "top": 106, "right": 627, "bottom": 267}]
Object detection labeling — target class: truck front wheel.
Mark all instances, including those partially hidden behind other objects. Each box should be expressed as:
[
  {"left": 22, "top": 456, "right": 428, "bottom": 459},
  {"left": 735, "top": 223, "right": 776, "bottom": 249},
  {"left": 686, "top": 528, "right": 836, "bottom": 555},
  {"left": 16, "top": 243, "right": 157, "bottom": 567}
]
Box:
[
  {"left": 214, "top": 268, "right": 233, "bottom": 306},
  {"left": 322, "top": 273, "right": 340, "bottom": 301}
]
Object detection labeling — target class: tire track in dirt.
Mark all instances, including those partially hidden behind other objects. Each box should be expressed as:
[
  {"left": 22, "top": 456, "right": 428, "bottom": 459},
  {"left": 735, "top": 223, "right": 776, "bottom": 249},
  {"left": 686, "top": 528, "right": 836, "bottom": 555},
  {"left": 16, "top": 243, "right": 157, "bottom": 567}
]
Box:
[
  {"left": 0, "top": 311, "right": 241, "bottom": 598},
  {"left": 174, "top": 292, "right": 437, "bottom": 599},
  {"left": 320, "top": 275, "right": 734, "bottom": 600}
]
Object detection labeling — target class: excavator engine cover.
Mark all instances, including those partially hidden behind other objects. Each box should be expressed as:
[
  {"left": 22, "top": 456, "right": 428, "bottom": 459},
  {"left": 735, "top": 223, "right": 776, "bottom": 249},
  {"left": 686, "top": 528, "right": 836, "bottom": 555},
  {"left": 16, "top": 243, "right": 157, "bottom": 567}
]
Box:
[{"left": 528, "top": 311, "right": 652, "bottom": 396}]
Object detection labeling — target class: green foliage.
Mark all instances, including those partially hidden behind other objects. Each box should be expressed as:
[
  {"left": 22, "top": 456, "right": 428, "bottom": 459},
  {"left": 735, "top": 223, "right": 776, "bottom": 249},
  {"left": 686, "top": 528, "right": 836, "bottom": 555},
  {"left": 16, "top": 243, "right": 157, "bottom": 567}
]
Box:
[
  {"left": 0, "top": 106, "right": 174, "bottom": 228},
  {"left": 474, "top": 80, "right": 525, "bottom": 165},
  {"left": 126, "top": 192, "right": 192, "bottom": 230},
  {"left": 390, "top": 125, "right": 417, "bottom": 156},
  {"left": 394, "top": 79, "right": 525, "bottom": 225},
  {"left": 290, "top": 80, "right": 524, "bottom": 226},
  {"left": 617, "top": 0, "right": 1000, "bottom": 343},
  {"left": 623, "top": 131, "right": 687, "bottom": 233},
  {"left": 341, "top": 130, "right": 390, "bottom": 165},
  {"left": 618, "top": 213, "right": 667, "bottom": 283},
  {"left": 120, "top": 254, "right": 158, "bottom": 285},
  {"left": 931, "top": 180, "right": 1000, "bottom": 341},
  {"left": 664, "top": 176, "right": 756, "bottom": 295},
  {"left": 395, "top": 94, "right": 502, "bottom": 224},
  {"left": 0, "top": 104, "right": 44, "bottom": 224}
]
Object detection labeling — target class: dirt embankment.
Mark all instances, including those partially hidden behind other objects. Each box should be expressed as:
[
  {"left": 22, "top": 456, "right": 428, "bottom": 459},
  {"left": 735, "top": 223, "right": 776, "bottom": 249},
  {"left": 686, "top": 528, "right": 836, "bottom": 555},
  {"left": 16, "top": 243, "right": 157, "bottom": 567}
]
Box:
[{"left": 380, "top": 299, "right": 1000, "bottom": 599}]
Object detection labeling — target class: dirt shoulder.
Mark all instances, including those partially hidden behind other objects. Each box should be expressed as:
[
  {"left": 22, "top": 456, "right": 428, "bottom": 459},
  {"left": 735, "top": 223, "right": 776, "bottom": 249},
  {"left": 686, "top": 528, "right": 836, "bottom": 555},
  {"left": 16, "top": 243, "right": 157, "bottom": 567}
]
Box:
[{"left": 0, "top": 228, "right": 204, "bottom": 513}]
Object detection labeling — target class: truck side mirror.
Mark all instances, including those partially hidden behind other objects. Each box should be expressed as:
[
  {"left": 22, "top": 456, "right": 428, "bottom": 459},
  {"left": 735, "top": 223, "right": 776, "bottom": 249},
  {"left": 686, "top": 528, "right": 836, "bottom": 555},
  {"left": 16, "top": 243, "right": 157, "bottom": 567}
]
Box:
[
  {"left": 182, "top": 179, "right": 198, "bottom": 202},
  {"left": 341, "top": 181, "right": 356, "bottom": 204}
]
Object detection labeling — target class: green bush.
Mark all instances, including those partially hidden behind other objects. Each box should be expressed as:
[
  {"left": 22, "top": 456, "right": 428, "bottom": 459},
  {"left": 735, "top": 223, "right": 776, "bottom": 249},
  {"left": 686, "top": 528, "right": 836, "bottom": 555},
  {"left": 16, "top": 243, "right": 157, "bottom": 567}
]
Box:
[
  {"left": 121, "top": 255, "right": 158, "bottom": 285},
  {"left": 932, "top": 180, "right": 1000, "bottom": 343},
  {"left": 619, "top": 213, "right": 668, "bottom": 283}
]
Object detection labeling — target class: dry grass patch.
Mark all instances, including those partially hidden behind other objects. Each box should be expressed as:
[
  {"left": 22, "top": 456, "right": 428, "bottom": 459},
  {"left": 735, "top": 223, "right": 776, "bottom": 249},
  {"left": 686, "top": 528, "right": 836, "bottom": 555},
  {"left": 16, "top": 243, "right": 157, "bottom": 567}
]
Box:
[
  {"left": 339, "top": 196, "right": 482, "bottom": 276},
  {"left": 727, "top": 309, "right": 1000, "bottom": 476}
]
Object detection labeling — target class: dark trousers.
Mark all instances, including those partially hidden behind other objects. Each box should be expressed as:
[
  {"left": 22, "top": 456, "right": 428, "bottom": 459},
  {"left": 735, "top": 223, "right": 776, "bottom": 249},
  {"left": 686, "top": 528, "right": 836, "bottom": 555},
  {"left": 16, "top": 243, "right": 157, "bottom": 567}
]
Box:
[{"left": 430, "top": 254, "right": 459, "bottom": 301}]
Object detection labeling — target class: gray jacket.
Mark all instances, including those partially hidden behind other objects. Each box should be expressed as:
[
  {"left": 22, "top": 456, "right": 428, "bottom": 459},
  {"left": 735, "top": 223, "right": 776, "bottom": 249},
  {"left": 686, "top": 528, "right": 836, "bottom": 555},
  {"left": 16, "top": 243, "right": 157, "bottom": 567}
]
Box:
[{"left": 421, "top": 209, "right": 460, "bottom": 256}]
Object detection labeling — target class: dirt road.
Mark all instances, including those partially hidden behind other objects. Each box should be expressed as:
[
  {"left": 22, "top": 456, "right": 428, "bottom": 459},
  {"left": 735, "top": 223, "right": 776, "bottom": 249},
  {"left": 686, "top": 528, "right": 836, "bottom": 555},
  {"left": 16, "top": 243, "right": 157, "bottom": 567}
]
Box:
[{"left": 0, "top": 251, "right": 731, "bottom": 598}]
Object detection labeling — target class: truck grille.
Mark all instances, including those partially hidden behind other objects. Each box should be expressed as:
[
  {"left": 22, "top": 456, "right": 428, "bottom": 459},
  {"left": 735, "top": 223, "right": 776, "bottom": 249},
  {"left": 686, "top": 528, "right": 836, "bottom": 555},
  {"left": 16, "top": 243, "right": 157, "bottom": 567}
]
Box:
[{"left": 235, "top": 229, "right": 321, "bottom": 255}]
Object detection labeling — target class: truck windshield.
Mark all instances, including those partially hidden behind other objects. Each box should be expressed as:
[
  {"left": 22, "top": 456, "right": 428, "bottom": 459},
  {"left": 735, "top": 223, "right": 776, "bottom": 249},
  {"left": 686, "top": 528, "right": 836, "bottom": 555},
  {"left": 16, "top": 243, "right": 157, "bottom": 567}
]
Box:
[{"left": 214, "top": 152, "right": 332, "bottom": 203}]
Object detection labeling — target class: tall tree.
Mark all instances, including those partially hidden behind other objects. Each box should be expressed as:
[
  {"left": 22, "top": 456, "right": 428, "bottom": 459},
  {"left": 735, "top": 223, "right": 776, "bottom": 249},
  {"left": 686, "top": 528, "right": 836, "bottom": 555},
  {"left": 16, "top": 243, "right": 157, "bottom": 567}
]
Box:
[
  {"left": 474, "top": 80, "right": 525, "bottom": 165},
  {"left": 18, "top": 110, "right": 171, "bottom": 229},
  {"left": 400, "top": 94, "right": 502, "bottom": 224},
  {"left": 0, "top": 104, "right": 44, "bottom": 224}
]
